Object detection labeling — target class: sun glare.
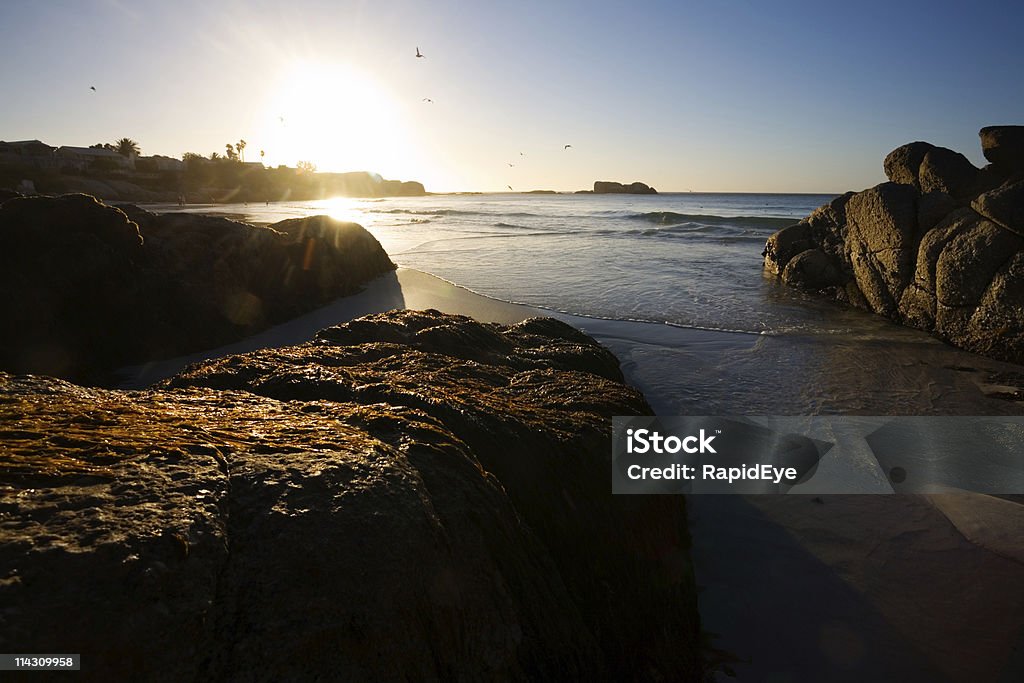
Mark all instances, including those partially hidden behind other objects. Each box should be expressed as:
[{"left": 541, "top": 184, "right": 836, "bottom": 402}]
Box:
[
  {"left": 318, "top": 197, "right": 371, "bottom": 225},
  {"left": 260, "top": 62, "right": 414, "bottom": 179}
]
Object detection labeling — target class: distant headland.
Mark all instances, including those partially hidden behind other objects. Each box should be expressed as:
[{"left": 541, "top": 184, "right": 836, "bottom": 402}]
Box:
[{"left": 0, "top": 138, "right": 425, "bottom": 203}]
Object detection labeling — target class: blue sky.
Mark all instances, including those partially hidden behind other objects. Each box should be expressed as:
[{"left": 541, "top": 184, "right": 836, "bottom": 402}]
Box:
[{"left": 1, "top": 0, "right": 1022, "bottom": 192}]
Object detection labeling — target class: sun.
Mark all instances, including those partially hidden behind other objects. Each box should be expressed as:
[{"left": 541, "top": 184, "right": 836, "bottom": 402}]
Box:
[{"left": 260, "top": 62, "right": 413, "bottom": 178}]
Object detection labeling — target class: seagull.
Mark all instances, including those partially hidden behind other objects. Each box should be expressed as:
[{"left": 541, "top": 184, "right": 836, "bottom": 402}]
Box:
[
  {"left": 507, "top": 185, "right": 514, "bottom": 191},
  {"left": 422, "top": 98, "right": 433, "bottom": 103},
  {"left": 519, "top": 152, "right": 525, "bottom": 156},
  {"left": 278, "top": 115, "right": 285, "bottom": 124},
  {"left": 507, "top": 163, "right": 514, "bottom": 167},
  {"left": 416, "top": 47, "right": 424, "bottom": 58},
  {"left": 564, "top": 144, "right": 572, "bottom": 149},
  {"left": 89, "top": 86, "right": 96, "bottom": 91}
]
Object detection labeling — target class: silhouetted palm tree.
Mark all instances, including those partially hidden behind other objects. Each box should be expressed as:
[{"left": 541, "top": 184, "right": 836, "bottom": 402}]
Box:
[
  {"left": 236, "top": 139, "right": 247, "bottom": 163},
  {"left": 114, "top": 138, "right": 140, "bottom": 158}
]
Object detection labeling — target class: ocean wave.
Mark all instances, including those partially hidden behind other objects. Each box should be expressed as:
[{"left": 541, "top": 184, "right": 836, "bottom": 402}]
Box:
[
  {"left": 627, "top": 211, "right": 795, "bottom": 229},
  {"left": 375, "top": 208, "right": 543, "bottom": 218},
  {"left": 493, "top": 222, "right": 545, "bottom": 230}
]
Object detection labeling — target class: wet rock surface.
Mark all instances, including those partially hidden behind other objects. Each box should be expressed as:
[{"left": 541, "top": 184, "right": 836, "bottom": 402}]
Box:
[
  {"left": 0, "top": 195, "right": 394, "bottom": 383},
  {"left": 0, "top": 309, "right": 700, "bottom": 682},
  {"left": 765, "top": 128, "right": 1024, "bottom": 364}
]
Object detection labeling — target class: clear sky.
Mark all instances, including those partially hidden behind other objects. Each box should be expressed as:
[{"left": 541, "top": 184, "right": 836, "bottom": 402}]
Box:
[{"left": 1, "top": 0, "right": 1022, "bottom": 193}]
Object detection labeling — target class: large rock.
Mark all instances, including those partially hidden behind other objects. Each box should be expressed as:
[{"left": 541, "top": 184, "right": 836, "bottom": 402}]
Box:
[
  {"left": 765, "top": 130, "right": 1024, "bottom": 364},
  {"left": 593, "top": 181, "right": 657, "bottom": 194},
  {"left": 781, "top": 248, "right": 845, "bottom": 290},
  {"left": 884, "top": 141, "right": 934, "bottom": 187},
  {"left": 0, "top": 195, "right": 395, "bottom": 381},
  {"left": 0, "top": 194, "right": 145, "bottom": 379},
  {"left": 979, "top": 125, "right": 1024, "bottom": 173},
  {"left": 844, "top": 182, "right": 920, "bottom": 317},
  {"left": 0, "top": 310, "right": 701, "bottom": 681},
  {"left": 762, "top": 221, "right": 812, "bottom": 275},
  {"left": 972, "top": 178, "right": 1024, "bottom": 236},
  {"left": 918, "top": 147, "right": 978, "bottom": 198},
  {"left": 883, "top": 142, "right": 979, "bottom": 198}
]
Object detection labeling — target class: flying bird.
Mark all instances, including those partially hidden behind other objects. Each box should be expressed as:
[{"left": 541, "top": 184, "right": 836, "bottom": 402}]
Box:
[
  {"left": 422, "top": 98, "right": 433, "bottom": 103},
  {"left": 507, "top": 163, "right": 514, "bottom": 167},
  {"left": 416, "top": 47, "right": 424, "bottom": 58},
  {"left": 519, "top": 152, "right": 525, "bottom": 156},
  {"left": 89, "top": 86, "right": 96, "bottom": 91},
  {"left": 507, "top": 185, "right": 514, "bottom": 191},
  {"left": 564, "top": 144, "right": 572, "bottom": 149}
]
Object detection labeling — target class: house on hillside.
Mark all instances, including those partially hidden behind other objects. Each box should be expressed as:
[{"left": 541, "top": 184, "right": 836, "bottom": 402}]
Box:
[
  {"left": 55, "top": 146, "right": 135, "bottom": 173},
  {"left": 0, "top": 140, "right": 59, "bottom": 169},
  {"left": 140, "top": 155, "right": 185, "bottom": 172}
]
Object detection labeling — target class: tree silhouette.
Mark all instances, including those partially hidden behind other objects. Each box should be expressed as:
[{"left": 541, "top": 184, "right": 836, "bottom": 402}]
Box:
[
  {"left": 236, "top": 139, "right": 247, "bottom": 163},
  {"left": 225, "top": 143, "right": 237, "bottom": 161},
  {"left": 114, "top": 138, "right": 140, "bottom": 157}
]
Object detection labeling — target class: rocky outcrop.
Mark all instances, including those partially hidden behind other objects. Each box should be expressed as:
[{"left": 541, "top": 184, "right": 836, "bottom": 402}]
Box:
[
  {"left": 593, "top": 181, "right": 658, "bottom": 194},
  {"left": 0, "top": 194, "right": 395, "bottom": 382},
  {"left": 979, "top": 125, "right": 1024, "bottom": 174},
  {"left": 764, "top": 128, "right": 1024, "bottom": 364},
  {"left": 0, "top": 309, "right": 701, "bottom": 681}
]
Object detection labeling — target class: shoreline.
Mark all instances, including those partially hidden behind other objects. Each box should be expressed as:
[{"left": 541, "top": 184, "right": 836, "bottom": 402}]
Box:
[{"left": 115, "top": 266, "right": 758, "bottom": 392}]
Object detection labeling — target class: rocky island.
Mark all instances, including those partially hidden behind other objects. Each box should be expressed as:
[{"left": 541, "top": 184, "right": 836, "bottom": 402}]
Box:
[
  {"left": 593, "top": 181, "right": 658, "bottom": 194},
  {"left": 763, "top": 125, "right": 1024, "bottom": 364},
  {"left": 0, "top": 193, "right": 702, "bottom": 680}
]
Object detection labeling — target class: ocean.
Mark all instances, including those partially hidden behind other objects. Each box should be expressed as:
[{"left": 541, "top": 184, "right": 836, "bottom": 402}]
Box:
[{"left": 158, "top": 192, "right": 1024, "bottom": 417}]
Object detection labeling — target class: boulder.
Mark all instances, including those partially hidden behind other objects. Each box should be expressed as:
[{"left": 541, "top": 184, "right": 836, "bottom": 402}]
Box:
[
  {"left": 972, "top": 178, "right": 1024, "bottom": 236},
  {"left": 883, "top": 141, "right": 934, "bottom": 187},
  {"left": 917, "top": 191, "right": 960, "bottom": 234},
  {"left": 0, "top": 194, "right": 145, "bottom": 379},
  {"left": 934, "top": 216, "right": 1023, "bottom": 308},
  {"left": 844, "top": 182, "right": 920, "bottom": 316},
  {"left": 780, "top": 248, "right": 845, "bottom": 290},
  {"left": 593, "top": 181, "right": 658, "bottom": 194},
  {"left": 806, "top": 191, "right": 855, "bottom": 270},
  {"left": 979, "top": 125, "right": 1024, "bottom": 174},
  {"left": 0, "top": 310, "right": 701, "bottom": 681},
  {"left": 918, "top": 147, "right": 979, "bottom": 198},
  {"left": 763, "top": 129, "right": 1024, "bottom": 363},
  {"left": 0, "top": 195, "right": 395, "bottom": 381},
  {"left": 762, "top": 221, "right": 813, "bottom": 275}
]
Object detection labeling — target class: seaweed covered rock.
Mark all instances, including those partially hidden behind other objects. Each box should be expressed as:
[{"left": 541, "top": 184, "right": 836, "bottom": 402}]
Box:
[
  {"left": 0, "top": 310, "right": 701, "bottom": 682},
  {"left": 0, "top": 195, "right": 394, "bottom": 381},
  {"left": 764, "top": 128, "right": 1024, "bottom": 364}
]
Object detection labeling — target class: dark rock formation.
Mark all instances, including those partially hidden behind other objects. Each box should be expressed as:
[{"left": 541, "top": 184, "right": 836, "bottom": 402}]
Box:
[
  {"left": 979, "top": 125, "right": 1024, "bottom": 174},
  {"left": 0, "top": 189, "right": 23, "bottom": 204},
  {"left": 764, "top": 128, "right": 1024, "bottom": 364},
  {"left": 0, "top": 309, "right": 701, "bottom": 681},
  {"left": 593, "top": 181, "right": 658, "bottom": 194},
  {"left": 0, "top": 194, "right": 394, "bottom": 382}
]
